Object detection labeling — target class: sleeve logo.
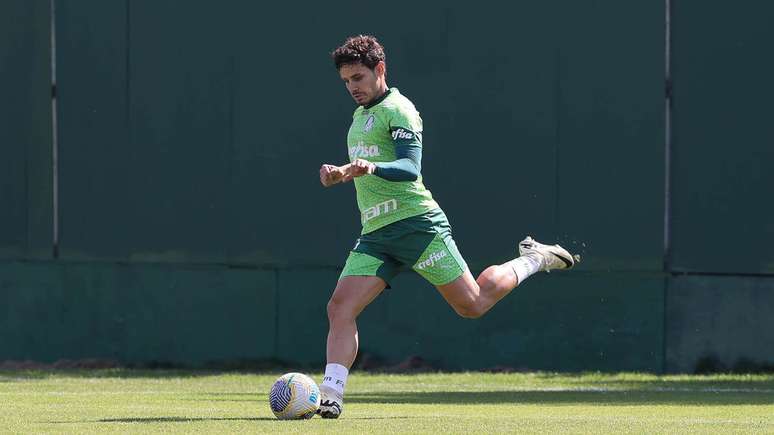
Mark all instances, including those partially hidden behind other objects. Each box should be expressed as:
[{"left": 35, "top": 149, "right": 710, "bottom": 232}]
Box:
[{"left": 391, "top": 128, "right": 414, "bottom": 141}]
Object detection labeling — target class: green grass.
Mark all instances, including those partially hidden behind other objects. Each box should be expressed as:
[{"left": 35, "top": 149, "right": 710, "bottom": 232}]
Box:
[{"left": 1, "top": 370, "right": 773, "bottom": 433}]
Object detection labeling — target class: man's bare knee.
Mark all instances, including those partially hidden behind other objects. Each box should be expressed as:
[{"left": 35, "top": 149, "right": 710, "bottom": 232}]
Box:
[
  {"left": 479, "top": 265, "right": 511, "bottom": 288},
  {"left": 326, "top": 298, "right": 343, "bottom": 322},
  {"left": 452, "top": 300, "right": 485, "bottom": 319},
  {"left": 327, "top": 297, "right": 356, "bottom": 324}
]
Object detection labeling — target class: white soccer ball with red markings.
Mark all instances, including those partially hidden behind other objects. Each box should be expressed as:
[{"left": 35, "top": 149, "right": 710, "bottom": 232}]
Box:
[{"left": 269, "top": 372, "right": 321, "bottom": 420}]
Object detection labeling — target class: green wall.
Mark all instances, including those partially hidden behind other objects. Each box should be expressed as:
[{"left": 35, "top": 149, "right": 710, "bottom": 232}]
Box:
[
  {"left": 0, "top": 261, "right": 276, "bottom": 363},
  {"left": 670, "top": 2, "right": 774, "bottom": 274},
  {"left": 666, "top": 275, "right": 774, "bottom": 373},
  {"left": 0, "top": 0, "right": 52, "bottom": 260},
  {"left": 47, "top": 0, "right": 666, "bottom": 370},
  {"left": 554, "top": 1, "right": 665, "bottom": 272},
  {"left": 1, "top": 0, "right": 771, "bottom": 373},
  {"left": 54, "top": 0, "right": 664, "bottom": 271},
  {"left": 0, "top": 261, "right": 663, "bottom": 371},
  {"left": 661, "top": 1, "right": 774, "bottom": 372},
  {"left": 359, "top": 271, "right": 664, "bottom": 371}
]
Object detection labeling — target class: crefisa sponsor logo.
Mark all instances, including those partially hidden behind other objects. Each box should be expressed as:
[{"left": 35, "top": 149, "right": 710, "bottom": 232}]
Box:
[
  {"left": 349, "top": 141, "right": 380, "bottom": 159},
  {"left": 415, "top": 250, "right": 448, "bottom": 270},
  {"left": 391, "top": 128, "right": 414, "bottom": 141}
]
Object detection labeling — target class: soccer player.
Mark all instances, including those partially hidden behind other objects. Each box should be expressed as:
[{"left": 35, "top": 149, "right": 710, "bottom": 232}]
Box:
[{"left": 316, "top": 35, "right": 578, "bottom": 418}]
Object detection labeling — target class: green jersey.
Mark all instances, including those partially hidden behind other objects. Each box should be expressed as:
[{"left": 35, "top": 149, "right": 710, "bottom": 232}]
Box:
[{"left": 347, "top": 88, "right": 439, "bottom": 234}]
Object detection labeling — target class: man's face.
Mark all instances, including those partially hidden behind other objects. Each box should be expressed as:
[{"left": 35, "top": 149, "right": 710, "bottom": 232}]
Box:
[{"left": 338, "top": 62, "right": 385, "bottom": 106}]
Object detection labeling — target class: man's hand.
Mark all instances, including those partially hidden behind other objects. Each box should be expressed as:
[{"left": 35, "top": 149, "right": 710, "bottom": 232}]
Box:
[
  {"left": 349, "top": 159, "right": 376, "bottom": 178},
  {"left": 320, "top": 160, "right": 375, "bottom": 187},
  {"left": 320, "top": 164, "right": 348, "bottom": 187}
]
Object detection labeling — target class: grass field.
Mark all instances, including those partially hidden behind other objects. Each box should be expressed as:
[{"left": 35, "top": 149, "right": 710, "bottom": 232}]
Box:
[{"left": 1, "top": 370, "right": 773, "bottom": 433}]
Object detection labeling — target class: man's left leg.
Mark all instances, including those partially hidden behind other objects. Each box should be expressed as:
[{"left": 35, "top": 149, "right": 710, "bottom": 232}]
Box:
[
  {"left": 429, "top": 236, "right": 578, "bottom": 318},
  {"left": 436, "top": 263, "right": 516, "bottom": 319}
]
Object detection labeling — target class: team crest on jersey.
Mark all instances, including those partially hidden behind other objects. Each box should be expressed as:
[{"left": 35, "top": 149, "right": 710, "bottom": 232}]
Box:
[{"left": 363, "top": 114, "right": 375, "bottom": 132}]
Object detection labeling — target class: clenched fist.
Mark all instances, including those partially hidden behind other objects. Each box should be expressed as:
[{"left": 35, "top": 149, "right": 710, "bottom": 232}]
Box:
[
  {"left": 348, "top": 159, "right": 376, "bottom": 178},
  {"left": 319, "top": 160, "right": 376, "bottom": 187},
  {"left": 319, "top": 164, "right": 348, "bottom": 187}
]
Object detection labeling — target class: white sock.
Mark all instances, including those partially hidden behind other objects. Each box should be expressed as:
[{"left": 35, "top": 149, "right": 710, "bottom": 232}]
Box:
[
  {"left": 321, "top": 363, "right": 349, "bottom": 396},
  {"left": 507, "top": 253, "right": 543, "bottom": 285}
]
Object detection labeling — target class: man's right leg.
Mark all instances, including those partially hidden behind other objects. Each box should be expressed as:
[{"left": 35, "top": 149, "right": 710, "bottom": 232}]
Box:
[
  {"left": 319, "top": 275, "right": 386, "bottom": 419},
  {"left": 326, "top": 275, "right": 386, "bottom": 368}
]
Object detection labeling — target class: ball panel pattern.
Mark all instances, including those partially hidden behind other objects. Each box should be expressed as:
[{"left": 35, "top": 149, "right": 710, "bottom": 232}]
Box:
[
  {"left": 269, "top": 373, "right": 321, "bottom": 420},
  {"left": 269, "top": 377, "right": 293, "bottom": 415}
]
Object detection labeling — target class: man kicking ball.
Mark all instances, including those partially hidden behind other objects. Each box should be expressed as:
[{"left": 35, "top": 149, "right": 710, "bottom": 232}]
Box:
[{"left": 317, "top": 35, "right": 579, "bottom": 418}]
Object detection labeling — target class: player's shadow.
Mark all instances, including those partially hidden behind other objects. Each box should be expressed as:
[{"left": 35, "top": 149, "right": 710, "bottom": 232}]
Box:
[
  {"left": 46, "top": 416, "right": 276, "bottom": 424},
  {"left": 98, "top": 417, "right": 275, "bottom": 423},
  {"left": 50, "top": 415, "right": 415, "bottom": 424},
  {"left": 345, "top": 387, "right": 774, "bottom": 406}
]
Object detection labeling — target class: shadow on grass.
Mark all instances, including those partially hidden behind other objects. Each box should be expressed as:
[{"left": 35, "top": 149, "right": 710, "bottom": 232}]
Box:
[
  {"left": 524, "top": 372, "right": 774, "bottom": 388},
  {"left": 344, "top": 389, "right": 774, "bottom": 406},
  {"left": 99, "top": 416, "right": 414, "bottom": 423},
  {"left": 192, "top": 381, "right": 774, "bottom": 406},
  {"left": 4, "top": 368, "right": 774, "bottom": 383},
  {"left": 98, "top": 417, "right": 274, "bottom": 423},
  {"left": 0, "top": 358, "right": 309, "bottom": 379},
  {"left": 0, "top": 368, "right": 289, "bottom": 381},
  {"left": 49, "top": 416, "right": 415, "bottom": 424}
]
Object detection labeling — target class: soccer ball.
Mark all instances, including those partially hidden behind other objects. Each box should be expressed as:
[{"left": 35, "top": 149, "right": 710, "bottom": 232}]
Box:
[{"left": 269, "top": 372, "right": 321, "bottom": 420}]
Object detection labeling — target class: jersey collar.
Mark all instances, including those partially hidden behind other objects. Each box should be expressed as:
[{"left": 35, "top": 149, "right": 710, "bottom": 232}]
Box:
[{"left": 363, "top": 88, "right": 392, "bottom": 110}]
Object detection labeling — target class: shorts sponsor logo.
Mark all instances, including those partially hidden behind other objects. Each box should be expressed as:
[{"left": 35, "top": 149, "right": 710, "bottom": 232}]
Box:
[
  {"left": 392, "top": 128, "right": 414, "bottom": 141},
  {"left": 362, "top": 199, "right": 397, "bottom": 222},
  {"left": 349, "top": 141, "right": 380, "bottom": 159},
  {"left": 415, "top": 250, "right": 447, "bottom": 270}
]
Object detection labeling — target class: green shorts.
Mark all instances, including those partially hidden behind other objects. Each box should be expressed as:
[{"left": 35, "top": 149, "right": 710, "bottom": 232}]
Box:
[{"left": 339, "top": 208, "right": 467, "bottom": 286}]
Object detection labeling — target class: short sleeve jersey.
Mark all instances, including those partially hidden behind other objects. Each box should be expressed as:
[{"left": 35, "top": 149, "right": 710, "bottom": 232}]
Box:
[{"left": 347, "top": 88, "right": 439, "bottom": 234}]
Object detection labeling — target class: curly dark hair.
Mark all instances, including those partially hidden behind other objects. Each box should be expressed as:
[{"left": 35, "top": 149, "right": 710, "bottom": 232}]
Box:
[{"left": 331, "top": 35, "right": 386, "bottom": 70}]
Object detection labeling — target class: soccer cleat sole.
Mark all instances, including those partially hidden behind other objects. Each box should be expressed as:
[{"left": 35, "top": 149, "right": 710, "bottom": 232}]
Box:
[
  {"left": 318, "top": 410, "right": 340, "bottom": 419},
  {"left": 519, "top": 236, "right": 580, "bottom": 272}
]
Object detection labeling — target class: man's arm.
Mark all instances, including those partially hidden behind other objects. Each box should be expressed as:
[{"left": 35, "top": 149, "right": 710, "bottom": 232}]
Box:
[
  {"left": 372, "top": 143, "right": 421, "bottom": 182},
  {"left": 370, "top": 123, "right": 424, "bottom": 182}
]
